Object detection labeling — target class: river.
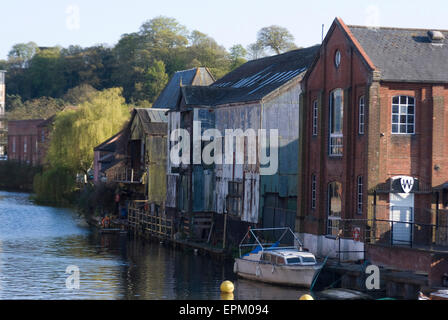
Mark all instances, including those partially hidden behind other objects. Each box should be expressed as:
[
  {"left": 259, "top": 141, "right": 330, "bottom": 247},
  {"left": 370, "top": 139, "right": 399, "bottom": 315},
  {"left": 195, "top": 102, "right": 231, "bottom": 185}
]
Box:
[{"left": 0, "top": 191, "right": 305, "bottom": 300}]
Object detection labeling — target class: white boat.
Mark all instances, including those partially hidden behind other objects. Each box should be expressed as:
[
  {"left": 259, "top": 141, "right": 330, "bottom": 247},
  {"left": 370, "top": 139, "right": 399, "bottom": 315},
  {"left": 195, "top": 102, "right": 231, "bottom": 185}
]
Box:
[{"left": 233, "top": 227, "right": 323, "bottom": 288}]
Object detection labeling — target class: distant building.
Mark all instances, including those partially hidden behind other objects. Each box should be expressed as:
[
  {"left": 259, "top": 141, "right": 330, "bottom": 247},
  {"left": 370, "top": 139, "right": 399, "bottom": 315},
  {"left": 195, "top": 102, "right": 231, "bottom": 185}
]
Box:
[
  {"left": 0, "top": 70, "right": 6, "bottom": 157},
  {"left": 93, "top": 130, "right": 124, "bottom": 184},
  {"left": 7, "top": 119, "right": 45, "bottom": 166}
]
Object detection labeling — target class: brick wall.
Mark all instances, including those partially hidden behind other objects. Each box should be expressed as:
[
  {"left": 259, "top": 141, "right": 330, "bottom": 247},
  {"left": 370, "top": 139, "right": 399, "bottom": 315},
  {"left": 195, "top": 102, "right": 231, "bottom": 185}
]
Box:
[{"left": 8, "top": 119, "right": 45, "bottom": 166}]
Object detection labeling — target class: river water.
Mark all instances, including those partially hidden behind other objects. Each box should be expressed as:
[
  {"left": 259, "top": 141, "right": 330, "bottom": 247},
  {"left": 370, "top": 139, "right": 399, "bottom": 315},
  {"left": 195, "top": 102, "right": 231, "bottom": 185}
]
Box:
[{"left": 0, "top": 191, "right": 305, "bottom": 300}]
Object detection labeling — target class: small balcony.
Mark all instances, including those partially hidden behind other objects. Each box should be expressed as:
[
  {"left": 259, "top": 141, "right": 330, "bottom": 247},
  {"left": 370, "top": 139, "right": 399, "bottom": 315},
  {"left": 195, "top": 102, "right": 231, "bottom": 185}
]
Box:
[{"left": 112, "top": 167, "right": 145, "bottom": 184}]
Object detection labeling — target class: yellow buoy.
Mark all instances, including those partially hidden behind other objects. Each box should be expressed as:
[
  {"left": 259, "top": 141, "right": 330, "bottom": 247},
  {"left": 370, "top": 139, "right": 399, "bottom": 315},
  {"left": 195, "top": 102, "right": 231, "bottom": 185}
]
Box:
[
  {"left": 299, "top": 294, "right": 314, "bottom": 300},
  {"left": 220, "top": 280, "right": 235, "bottom": 293}
]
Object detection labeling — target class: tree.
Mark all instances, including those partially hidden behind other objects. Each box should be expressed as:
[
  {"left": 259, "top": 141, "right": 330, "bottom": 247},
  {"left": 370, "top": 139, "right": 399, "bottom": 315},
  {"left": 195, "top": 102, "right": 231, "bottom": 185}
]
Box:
[
  {"left": 63, "top": 84, "right": 98, "bottom": 106},
  {"left": 46, "top": 88, "right": 130, "bottom": 175},
  {"left": 145, "top": 60, "right": 169, "bottom": 102},
  {"left": 6, "top": 96, "right": 66, "bottom": 120},
  {"left": 256, "top": 25, "right": 297, "bottom": 55},
  {"left": 229, "top": 44, "right": 248, "bottom": 70},
  {"left": 140, "top": 16, "right": 188, "bottom": 49},
  {"left": 247, "top": 41, "right": 267, "bottom": 60},
  {"left": 8, "top": 42, "right": 39, "bottom": 68}
]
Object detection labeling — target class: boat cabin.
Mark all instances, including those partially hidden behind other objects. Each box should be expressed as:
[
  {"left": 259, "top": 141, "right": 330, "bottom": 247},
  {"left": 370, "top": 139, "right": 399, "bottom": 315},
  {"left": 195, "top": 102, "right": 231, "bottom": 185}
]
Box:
[{"left": 260, "top": 250, "right": 317, "bottom": 266}]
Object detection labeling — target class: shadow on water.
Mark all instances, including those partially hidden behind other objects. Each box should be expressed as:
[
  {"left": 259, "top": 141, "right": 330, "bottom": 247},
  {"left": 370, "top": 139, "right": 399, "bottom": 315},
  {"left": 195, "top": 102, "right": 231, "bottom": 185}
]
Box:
[{"left": 0, "top": 191, "right": 307, "bottom": 300}]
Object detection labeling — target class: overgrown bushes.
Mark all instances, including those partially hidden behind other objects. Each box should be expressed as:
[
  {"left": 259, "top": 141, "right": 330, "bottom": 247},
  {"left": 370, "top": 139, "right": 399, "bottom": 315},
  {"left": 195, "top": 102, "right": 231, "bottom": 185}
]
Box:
[{"left": 33, "top": 166, "right": 76, "bottom": 205}]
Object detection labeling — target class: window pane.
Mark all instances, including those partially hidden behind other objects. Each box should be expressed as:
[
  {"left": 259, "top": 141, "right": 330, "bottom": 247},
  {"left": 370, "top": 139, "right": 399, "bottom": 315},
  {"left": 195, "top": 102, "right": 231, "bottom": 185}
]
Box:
[
  {"left": 392, "top": 115, "right": 399, "bottom": 123},
  {"left": 400, "top": 125, "right": 407, "bottom": 133},
  {"left": 392, "top": 124, "right": 398, "bottom": 133},
  {"left": 408, "top": 97, "right": 415, "bottom": 105},
  {"left": 400, "top": 96, "right": 407, "bottom": 104},
  {"left": 407, "top": 115, "right": 414, "bottom": 124},
  {"left": 393, "top": 97, "right": 399, "bottom": 104},
  {"left": 408, "top": 105, "right": 414, "bottom": 114},
  {"left": 400, "top": 106, "right": 407, "bottom": 114},
  {"left": 392, "top": 105, "right": 399, "bottom": 113},
  {"left": 400, "top": 115, "right": 407, "bottom": 123},
  {"left": 407, "top": 125, "right": 414, "bottom": 134}
]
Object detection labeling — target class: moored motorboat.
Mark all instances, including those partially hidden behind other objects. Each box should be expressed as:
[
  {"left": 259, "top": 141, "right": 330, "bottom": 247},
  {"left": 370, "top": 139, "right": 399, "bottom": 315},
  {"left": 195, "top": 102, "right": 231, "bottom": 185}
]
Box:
[{"left": 233, "top": 227, "right": 323, "bottom": 288}]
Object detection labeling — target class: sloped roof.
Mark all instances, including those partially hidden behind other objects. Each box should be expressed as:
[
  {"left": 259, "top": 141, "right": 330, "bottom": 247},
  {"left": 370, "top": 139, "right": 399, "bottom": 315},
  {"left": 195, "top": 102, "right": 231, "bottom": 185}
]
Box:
[
  {"left": 348, "top": 25, "right": 448, "bottom": 83},
  {"left": 94, "top": 130, "right": 124, "bottom": 152},
  {"left": 152, "top": 67, "right": 215, "bottom": 109},
  {"left": 132, "top": 108, "right": 169, "bottom": 136},
  {"left": 182, "top": 45, "right": 320, "bottom": 107}
]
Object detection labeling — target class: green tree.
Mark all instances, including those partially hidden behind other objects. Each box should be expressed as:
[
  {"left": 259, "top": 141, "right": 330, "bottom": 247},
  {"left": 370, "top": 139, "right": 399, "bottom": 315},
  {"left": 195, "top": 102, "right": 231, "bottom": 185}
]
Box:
[
  {"left": 134, "top": 59, "right": 169, "bottom": 103},
  {"left": 6, "top": 96, "right": 66, "bottom": 120},
  {"left": 46, "top": 87, "right": 130, "bottom": 175},
  {"left": 247, "top": 41, "right": 267, "bottom": 60},
  {"left": 229, "top": 44, "right": 248, "bottom": 70},
  {"left": 256, "top": 25, "right": 297, "bottom": 55},
  {"left": 8, "top": 42, "right": 39, "bottom": 68},
  {"left": 140, "top": 16, "right": 189, "bottom": 49},
  {"left": 63, "top": 84, "right": 98, "bottom": 106}
]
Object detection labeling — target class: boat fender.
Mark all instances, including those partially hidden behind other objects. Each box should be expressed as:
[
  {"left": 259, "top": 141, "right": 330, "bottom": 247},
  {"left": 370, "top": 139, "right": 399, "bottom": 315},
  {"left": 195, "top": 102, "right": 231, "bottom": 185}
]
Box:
[
  {"left": 271, "top": 264, "right": 275, "bottom": 273},
  {"left": 233, "top": 262, "right": 238, "bottom": 273},
  {"left": 256, "top": 264, "right": 261, "bottom": 277}
]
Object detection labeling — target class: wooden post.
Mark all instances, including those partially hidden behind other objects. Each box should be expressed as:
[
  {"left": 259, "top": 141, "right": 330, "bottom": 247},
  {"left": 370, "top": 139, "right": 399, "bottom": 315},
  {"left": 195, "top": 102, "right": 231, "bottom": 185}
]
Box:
[{"left": 223, "top": 213, "right": 228, "bottom": 249}]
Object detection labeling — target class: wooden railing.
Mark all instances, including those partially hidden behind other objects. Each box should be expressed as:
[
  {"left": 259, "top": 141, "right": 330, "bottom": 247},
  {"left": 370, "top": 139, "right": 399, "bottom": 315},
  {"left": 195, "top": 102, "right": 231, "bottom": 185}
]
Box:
[{"left": 128, "top": 201, "right": 173, "bottom": 239}]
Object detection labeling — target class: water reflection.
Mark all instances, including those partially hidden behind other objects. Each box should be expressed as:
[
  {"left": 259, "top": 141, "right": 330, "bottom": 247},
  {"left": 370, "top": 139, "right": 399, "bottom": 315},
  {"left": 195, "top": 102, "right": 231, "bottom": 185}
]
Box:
[{"left": 0, "top": 191, "right": 307, "bottom": 300}]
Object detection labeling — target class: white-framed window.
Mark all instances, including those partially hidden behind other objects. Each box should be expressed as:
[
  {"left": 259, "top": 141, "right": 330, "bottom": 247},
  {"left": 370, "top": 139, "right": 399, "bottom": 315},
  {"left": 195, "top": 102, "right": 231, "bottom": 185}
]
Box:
[
  {"left": 312, "top": 100, "right": 318, "bottom": 136},
  {"left": 392, "top": 96, "right": 415, "bottom": 134},
  {"left": 359, "top": 96, "right": 365, "bottom": 135},
  {"left": 311, "top": 174, "right": 317, "bottom": 209},
  {"left": 357, "top": 176, "right": 363, "bottom": 215},
  {"left": 329, "top": 89, "right": 343, "bottom": 156}
]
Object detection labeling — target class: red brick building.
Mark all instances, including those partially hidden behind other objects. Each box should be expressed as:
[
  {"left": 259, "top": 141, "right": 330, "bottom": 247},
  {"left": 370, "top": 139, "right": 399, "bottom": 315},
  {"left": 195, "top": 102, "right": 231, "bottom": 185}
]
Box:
[
  {"left": 8, "top": 119, "right": 46, "bottom": 166},
  {"left": 298, "top": 17, "right": 448, "bottom": 285}
]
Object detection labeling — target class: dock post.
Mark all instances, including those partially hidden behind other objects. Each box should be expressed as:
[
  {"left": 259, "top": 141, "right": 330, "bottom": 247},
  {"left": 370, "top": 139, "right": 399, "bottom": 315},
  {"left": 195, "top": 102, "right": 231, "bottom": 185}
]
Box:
[{"left": 223, "top": 213, "right": 228, "bottom": 250}]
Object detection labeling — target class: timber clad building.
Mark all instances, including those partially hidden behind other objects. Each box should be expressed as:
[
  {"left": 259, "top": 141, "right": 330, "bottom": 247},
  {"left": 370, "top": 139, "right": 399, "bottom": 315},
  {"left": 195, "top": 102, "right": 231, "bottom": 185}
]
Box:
[
  {"left": 174, "top": 47, "right": 319, "bottom": 244},
  {"left": 299, "top": 17, "right": 448, "bottom": 284}
]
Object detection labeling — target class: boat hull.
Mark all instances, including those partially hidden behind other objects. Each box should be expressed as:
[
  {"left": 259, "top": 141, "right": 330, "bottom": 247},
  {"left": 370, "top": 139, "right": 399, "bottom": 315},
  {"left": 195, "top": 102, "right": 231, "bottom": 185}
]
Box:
[{"left": 234, "top": 258, "right": 322, "bottom": 288}]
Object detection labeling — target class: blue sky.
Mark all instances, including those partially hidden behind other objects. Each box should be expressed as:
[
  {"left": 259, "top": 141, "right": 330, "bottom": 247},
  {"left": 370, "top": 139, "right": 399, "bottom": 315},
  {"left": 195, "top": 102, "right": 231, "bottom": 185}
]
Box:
[{"left": 1, "top": 0, "right": 448, "bottom": 59}]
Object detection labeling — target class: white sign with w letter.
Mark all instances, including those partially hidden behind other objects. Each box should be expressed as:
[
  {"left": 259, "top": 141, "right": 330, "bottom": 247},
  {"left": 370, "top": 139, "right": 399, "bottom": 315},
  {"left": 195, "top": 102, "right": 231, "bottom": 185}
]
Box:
[{"left": 400, "top": 176, "right": 414, "bottom": 194}]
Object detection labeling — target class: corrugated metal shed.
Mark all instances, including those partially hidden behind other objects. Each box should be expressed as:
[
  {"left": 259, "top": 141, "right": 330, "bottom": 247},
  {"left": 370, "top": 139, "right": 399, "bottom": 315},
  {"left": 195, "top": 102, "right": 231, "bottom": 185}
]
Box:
[{"left": 181, "top": 45, "right": 320, "bottom": 107}]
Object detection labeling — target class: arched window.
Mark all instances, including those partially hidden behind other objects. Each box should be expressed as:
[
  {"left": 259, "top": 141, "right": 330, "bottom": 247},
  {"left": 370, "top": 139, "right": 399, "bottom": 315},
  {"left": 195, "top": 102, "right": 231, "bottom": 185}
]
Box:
[
  {"left": 392, "top": 96, "right": 415, "bottom": 134},
  {"left": 329, "top": 89, "right": 343, "bottom": 156},
  {"left": 359, "top": 96, "right": 365, "bottom": 135},
  {"left": 327, "top": 181, "right": 342, "bottom": 236}
]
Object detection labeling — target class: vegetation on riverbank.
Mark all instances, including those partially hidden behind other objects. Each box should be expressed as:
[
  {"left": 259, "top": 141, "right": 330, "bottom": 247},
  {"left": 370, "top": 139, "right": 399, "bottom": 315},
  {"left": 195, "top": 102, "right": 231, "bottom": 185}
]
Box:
[
  {"left": 0, "top": 161, "right": 42, "bottom": 191},
  {"left": 32, "top": 87, "right": 130, "bottom": 206}
]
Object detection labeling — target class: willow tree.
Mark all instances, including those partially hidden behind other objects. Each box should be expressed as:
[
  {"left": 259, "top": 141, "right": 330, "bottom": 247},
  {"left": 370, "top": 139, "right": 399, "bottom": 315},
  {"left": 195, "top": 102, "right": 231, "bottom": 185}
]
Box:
[{"left": 47, "top": 87, "right": 130, "bottom": 175}]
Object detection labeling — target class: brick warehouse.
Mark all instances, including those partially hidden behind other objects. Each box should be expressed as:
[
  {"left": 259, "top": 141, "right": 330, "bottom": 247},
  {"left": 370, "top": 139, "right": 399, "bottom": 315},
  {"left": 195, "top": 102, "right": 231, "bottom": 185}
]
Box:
[
  {"left": 298, "top": 17, "right": 448, "bottom": 285},
  {"left": 8, "top": 119, "right": 45, "bottom": 166}
]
